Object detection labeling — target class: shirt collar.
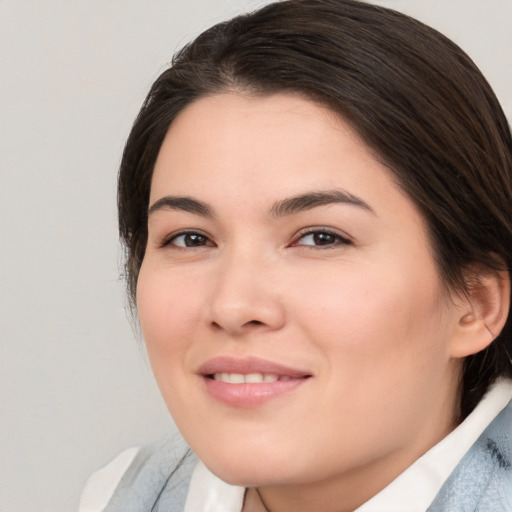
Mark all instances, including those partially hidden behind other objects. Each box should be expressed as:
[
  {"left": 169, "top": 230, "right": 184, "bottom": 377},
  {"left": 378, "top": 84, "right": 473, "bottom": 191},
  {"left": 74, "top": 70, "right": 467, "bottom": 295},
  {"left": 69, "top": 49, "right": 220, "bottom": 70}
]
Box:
[{"left": 184, "top": 458, "right": 245, "bottom": 512}]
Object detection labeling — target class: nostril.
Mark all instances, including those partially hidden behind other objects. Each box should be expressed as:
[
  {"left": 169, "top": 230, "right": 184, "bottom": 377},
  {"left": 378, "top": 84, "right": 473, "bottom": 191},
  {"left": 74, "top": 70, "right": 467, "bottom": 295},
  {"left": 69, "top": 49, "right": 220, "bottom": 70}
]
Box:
[{"left": 209, "top": 319, "right": 264, "bottom": 332}]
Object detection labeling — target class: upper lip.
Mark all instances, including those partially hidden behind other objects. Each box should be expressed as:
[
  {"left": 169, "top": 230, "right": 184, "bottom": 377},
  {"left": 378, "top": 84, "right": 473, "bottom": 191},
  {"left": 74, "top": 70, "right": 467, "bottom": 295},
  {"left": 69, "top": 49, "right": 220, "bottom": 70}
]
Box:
[{"left": 198, "top": 356, "right": 311, "bottom": 378}]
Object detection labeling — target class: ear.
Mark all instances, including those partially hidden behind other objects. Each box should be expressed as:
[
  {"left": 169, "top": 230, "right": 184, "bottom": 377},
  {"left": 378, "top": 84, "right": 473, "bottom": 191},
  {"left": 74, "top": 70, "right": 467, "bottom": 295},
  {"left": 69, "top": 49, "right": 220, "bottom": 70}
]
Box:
[{"left": 449, "top": 266, "right": 510, "bottom": 359}]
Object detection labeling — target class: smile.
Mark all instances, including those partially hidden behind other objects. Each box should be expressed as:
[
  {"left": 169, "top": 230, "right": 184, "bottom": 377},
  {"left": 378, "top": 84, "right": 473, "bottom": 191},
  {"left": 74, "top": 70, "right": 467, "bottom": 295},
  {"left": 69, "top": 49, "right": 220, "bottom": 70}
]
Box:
[
  {"left": 212, "top": 373, "right": 293, "bottom": 383},
  {"left": 199, "top": 357, "right": 312, "bottom": 407}
]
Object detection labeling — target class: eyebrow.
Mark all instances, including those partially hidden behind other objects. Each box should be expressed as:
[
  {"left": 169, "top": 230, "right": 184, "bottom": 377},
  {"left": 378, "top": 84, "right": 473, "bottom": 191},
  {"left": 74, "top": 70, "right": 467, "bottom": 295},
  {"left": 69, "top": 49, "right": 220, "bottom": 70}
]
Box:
[
  {"left": 147, "top": 189, "right": 374, "bottom": 219},
  {"left": 148, "top": 196, "right": 214, "bottom": 218},
  {"left": 269, "top": 190, "right": 374, "bottom": 217}
]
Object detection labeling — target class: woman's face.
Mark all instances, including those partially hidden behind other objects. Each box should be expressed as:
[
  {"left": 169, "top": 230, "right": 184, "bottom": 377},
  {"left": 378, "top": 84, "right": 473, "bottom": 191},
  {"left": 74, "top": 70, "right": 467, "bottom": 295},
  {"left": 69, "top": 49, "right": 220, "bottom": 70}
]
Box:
[{"left": 137, "top": 93, "right": 464, "bottom": 500}]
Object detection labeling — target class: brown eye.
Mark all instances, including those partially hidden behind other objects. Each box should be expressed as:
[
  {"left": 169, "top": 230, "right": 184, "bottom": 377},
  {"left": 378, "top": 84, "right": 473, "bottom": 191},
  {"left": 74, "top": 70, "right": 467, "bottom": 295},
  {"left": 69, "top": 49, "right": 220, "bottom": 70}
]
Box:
[
  {"left": 296, "top": 230, "right": 351, "bottom": 247},
  {"left": 168, "top": 232, "right": 213, "bottom": 248}
]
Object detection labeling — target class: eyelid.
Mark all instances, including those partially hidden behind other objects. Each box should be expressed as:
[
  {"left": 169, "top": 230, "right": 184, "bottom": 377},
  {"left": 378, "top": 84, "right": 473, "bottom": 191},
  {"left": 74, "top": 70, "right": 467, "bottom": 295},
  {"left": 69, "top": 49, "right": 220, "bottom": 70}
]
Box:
[
  {"left": 161, "top": 229, "right": 215, "bottom": 248},
  {"left": 291, "top": 226, "right": 353, "bottom": 247}
]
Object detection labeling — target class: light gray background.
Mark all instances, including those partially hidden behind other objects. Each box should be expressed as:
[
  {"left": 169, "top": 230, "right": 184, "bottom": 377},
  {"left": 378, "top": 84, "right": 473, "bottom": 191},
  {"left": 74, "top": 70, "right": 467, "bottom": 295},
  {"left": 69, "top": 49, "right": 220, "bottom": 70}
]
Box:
[{"left": 1, "top": 1, "right": 511, "bottom": 511}]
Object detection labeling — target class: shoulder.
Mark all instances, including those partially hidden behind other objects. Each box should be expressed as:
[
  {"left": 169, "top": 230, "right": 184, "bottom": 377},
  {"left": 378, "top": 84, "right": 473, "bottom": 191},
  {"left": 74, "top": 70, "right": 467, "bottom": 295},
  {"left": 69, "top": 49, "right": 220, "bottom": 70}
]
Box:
[
  {"left": 428, "top": 402, "right": 512, "bottom": 511},
  {"left": 79, "top": 436, "right": 198, "bottom": 512},
  {"left": 79, "top": 446, "right": 142, "bottom": 512}
]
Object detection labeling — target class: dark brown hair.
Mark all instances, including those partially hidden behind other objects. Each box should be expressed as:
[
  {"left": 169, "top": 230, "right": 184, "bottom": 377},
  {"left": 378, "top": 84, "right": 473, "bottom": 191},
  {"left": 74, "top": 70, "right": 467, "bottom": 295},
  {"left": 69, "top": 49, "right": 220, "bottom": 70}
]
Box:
[{"left": 118, "top": 0, "right": 512, "bottom": 418}]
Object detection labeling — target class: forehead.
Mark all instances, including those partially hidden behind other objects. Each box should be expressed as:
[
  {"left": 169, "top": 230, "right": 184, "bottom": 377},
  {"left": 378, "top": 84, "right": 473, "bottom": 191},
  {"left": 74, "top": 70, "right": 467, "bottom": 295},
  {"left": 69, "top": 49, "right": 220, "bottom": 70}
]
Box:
[{"left": 151, "top": 93, "right": 392, "bottom": 204}]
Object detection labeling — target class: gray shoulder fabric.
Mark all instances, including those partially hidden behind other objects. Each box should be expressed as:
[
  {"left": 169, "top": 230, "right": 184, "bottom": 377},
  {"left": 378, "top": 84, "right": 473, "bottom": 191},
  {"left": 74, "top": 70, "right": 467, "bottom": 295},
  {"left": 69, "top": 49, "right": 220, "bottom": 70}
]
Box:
[
  {"left": 428, "top": 403, "right": 512, "bottom": 511},
  {"left": 103, "top": 434, "right": 198, "bottom": 512}
]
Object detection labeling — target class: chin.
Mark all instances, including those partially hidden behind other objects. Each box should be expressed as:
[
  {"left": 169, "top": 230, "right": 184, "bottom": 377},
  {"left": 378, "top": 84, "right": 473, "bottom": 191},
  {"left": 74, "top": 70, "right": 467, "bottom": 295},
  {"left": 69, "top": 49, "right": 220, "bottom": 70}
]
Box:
[
  {"left": 207, "top": 463, "right": 287, "bottom": 488},
  {"left": 197, "top": 443, "right": 310, "bottom": 487}
]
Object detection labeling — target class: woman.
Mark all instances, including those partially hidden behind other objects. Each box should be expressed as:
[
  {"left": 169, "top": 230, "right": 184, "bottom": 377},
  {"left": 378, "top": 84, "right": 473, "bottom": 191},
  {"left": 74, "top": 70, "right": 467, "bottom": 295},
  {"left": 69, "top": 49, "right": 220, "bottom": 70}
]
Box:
[{"left": 80, "top": 0, "right": 512, "bottom": 510}]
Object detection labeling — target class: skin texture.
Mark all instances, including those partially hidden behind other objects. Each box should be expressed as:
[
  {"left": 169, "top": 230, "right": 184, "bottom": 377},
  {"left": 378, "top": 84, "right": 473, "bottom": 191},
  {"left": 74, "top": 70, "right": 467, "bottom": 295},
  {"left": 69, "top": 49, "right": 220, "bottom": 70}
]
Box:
[{"left": 137, "top": 93, "right": 472, "bottom": 511}]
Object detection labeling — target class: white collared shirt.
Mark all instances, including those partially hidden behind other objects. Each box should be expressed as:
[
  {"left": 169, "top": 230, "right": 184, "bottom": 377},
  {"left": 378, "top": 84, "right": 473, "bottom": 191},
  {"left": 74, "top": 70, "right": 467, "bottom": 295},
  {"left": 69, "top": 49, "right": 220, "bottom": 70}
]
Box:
[{"left": 79, "top": 379, "right": 512, "bottom": 512}]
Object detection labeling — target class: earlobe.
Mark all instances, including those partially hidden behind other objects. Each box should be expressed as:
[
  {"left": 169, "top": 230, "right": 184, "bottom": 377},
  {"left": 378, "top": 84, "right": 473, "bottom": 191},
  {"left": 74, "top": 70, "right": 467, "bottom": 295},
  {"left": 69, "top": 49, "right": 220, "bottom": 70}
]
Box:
[{"left": 449, "top": 266, "right": 510, "bottom": 359}]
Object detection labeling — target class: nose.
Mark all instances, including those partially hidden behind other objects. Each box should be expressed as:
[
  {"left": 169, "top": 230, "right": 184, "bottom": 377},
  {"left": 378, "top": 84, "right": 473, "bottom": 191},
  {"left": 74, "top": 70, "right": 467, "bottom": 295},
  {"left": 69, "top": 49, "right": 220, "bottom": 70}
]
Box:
[{"left": 207, "top": 252, "right": 286, "bottom": 336}]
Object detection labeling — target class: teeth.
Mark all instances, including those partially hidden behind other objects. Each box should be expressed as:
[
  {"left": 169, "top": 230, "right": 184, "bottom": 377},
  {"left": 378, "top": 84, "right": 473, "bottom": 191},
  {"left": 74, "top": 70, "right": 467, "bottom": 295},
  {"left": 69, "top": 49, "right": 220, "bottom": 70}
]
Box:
[
  {"left": 245, "top": 373, "right": 264, "bottom": 383},
  {"left": 228, "top": 373, "right": 245, "bottom": 383},
  {"left": 213, "top": 372, "right": 281, "bottom": 383}
]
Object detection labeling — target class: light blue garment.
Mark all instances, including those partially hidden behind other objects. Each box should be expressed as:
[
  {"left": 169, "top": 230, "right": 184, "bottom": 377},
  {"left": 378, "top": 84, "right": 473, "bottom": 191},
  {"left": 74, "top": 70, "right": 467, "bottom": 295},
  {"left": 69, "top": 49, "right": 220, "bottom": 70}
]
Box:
[
  {"left": 427, "top": 402, "right": 512, "bottom": 511},
  {"left": 103, "top": 435, "right": 197, "bottom": 512},
  {"left": 105, "top": 404, "right": 512, "bottom": 512}
]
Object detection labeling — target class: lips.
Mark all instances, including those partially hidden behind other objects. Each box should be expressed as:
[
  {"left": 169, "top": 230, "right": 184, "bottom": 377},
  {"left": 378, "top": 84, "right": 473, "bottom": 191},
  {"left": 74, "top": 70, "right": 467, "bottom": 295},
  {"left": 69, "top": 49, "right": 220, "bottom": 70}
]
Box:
[
  {"left": 198, "top": 356, "right": 312, "bottom": 407},
  {"left": 198, "top": 356, "right": 310, "bottom": 378}
]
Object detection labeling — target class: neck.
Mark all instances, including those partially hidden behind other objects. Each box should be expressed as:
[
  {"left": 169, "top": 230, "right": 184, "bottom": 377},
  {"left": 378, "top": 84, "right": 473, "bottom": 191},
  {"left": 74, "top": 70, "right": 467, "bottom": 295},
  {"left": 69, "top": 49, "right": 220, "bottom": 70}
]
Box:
[{"left": 243, "top": 488, "right": 270, "bottom": 512}]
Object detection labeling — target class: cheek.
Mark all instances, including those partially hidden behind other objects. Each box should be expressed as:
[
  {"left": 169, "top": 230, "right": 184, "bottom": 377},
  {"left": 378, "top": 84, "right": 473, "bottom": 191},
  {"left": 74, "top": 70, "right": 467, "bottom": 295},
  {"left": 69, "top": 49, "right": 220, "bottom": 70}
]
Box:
[
  {"left": 136, "top": 265, "right": 209, "bottom": 424},
  {"left": 136, "top": 265, "right": 200, "bottom": 366},
  {"left": 289, "top": 263, "right": 455, "bottom": 447},
  {"left": 293, "top": 258, "right": 449, "bottom": 369}
]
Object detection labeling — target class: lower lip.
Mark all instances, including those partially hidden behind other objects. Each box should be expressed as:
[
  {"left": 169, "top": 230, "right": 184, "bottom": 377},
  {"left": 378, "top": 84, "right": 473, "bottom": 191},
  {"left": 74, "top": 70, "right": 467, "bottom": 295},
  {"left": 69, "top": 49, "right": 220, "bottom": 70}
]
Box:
[{"left": 202, "top": 376, "right": 309, "bottom": 408}]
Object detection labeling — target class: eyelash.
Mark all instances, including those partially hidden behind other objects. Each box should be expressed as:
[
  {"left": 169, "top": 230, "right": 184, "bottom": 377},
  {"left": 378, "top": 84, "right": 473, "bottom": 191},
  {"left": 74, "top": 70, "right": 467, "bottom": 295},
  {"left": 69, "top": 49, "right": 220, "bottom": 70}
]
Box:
[
  {"left": 292, "top": 227, "right": 352, "bottom": 249},
  {"left": 161, "top": 227, "right": 352, "bottom": 250},
  {"left": 161, "top": 230, "right": 214, "bottom": 249}
]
